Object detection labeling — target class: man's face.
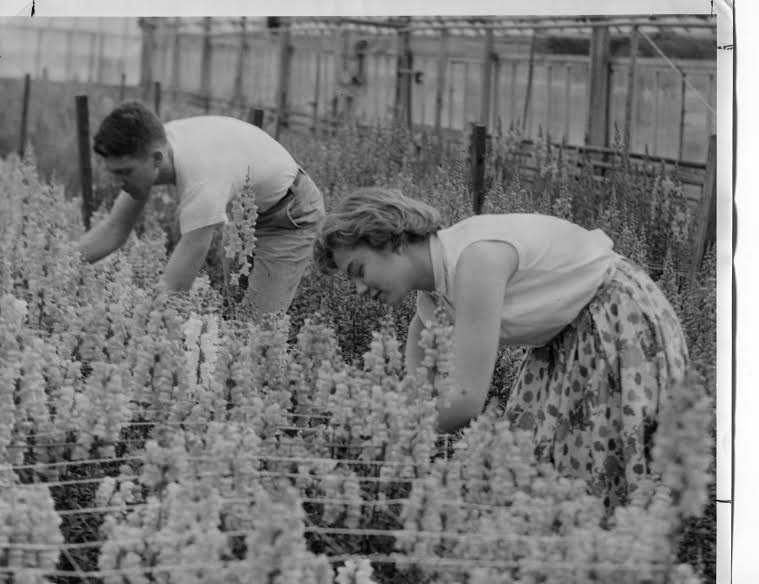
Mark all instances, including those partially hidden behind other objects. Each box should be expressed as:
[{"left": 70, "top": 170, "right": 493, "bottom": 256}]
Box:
[{"left": 104, "top": 152, "right": 159, "bottom": 199}]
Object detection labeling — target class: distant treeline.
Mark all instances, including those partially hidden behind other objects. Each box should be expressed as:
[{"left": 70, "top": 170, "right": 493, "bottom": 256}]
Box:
[{"left": 544, "top": 32, "right": 716, "bottom": 60}]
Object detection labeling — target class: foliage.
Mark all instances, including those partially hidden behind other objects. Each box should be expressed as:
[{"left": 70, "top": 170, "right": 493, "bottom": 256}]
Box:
[{"left": 0, "top": 93, "right": 717, "bottom": 582}]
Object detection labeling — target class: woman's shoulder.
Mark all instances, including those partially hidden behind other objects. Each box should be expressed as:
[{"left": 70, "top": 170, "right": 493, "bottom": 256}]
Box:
[{"left": 442, "top": 213, "right": 555, "bottom": 243}]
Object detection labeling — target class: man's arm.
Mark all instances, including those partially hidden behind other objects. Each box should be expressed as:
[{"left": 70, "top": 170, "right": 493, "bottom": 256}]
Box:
[
  {"left": 160, "top": 224, "right": 219, "bottom": 292},
  {"left": 77, "top": 191, "right": 148, "bottom": 263}
]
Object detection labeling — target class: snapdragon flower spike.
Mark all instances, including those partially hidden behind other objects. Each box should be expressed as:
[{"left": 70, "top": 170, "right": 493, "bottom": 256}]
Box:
[{"left": 224, "top": 173, "right": 258, "bottom": 287}]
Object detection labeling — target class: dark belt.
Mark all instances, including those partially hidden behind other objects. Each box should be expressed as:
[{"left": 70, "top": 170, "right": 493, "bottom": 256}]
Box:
[{"left": 258, "top": 167, "right": 306, "bottom": 219}]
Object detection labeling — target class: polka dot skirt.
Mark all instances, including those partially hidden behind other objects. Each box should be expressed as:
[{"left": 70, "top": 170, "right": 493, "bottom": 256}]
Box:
[{"left": 504, "top": 255, "right": 689, "bottom": 511}]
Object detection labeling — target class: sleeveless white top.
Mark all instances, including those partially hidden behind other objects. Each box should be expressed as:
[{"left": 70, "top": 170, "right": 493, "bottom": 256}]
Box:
[{"left": 416, "top": 214, "right": 618, "bottom": 347}]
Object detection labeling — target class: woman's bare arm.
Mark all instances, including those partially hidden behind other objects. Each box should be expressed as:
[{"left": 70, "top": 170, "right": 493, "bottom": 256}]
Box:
[{"left": 435, "top": 240, "right": 518, "bottom": 434}]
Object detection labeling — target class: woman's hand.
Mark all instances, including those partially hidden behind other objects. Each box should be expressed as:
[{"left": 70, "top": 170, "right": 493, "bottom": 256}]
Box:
[{"left": 435, "top": 240, "right": 518, "bottom": 434}]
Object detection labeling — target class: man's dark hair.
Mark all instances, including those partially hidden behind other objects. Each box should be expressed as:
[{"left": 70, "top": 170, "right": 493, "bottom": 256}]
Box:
[{"left": 93, "top": 101, "right": 167, "bottom": 158}]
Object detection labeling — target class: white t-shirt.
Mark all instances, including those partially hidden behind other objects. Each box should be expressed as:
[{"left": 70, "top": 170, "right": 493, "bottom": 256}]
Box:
[
  {"left": 416, "top": 214, "right": 617, "bottom": 347},
  {"left": 164, "top": 116, "right": 299, "bottom": 235}
]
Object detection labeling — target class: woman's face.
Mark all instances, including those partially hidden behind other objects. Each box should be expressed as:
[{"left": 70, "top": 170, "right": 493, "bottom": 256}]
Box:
[{"left": 333, "top": 244, "right": 411, "bottom": 308}]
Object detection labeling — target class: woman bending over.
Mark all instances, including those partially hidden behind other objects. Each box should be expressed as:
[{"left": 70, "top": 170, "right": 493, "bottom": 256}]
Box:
[{"left": 313, "top": 187, "right": 689, "bottom": 509}]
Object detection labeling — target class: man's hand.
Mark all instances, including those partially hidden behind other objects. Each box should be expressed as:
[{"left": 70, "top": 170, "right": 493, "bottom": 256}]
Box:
[
  {"left": 160, "top": 224, "right": 219, "bottom": 292},
  {"left": 77, "top": 191, "right": 148, "bottom": 263}
]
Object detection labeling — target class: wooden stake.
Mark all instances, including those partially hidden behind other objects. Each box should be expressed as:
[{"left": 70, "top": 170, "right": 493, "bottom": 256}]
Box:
[
  {"left": 75, "top": 95, "right": 94, "bottom": 231},
  {"left": 480, "top": 28, "right": 494, "bottom": 126},
  {"left": 463, "top": 61, "right": 470, "bottom": 126},
  {"left": 404, "top": 30, "right": 413, "bottom": 129},
  {"left": 233, "top": 17, "right": 249, "bottom": 106},
  {"left": 395, "top": 22, "right": 413, "bottom": 128},
  {"left": 312, "top": 51, "right": 322, "bottom": 134},
  {"left": 623, "top": 25, "right": 639, "bottom": 161},
  {"left": 434, "top": 28, "right": 449, "bottom": 136},
  {"left": 492, "top": 56, "right": 501, "bottom": 131},
  {"left": 97, "top": 27, "right": 106, "bottom": 84},
  {"left": 275, "top": 21, "right": 292, "bottom": 140},
  {"left": 510, "top": 61, "right": 517, "bottom": 127},
  {"left": 653, "top": 70, "right": 660, "bottom": 156},
  {"left": 19, "top": 74, "right": 31, "bottom": 159},
  {"left": 546, "top": 62, "right": 553, "bottom": 138},
  {"left": 138, "top": 18, "right": 156, "bottom": 98},
  {"left": 153, "top": 81, "right": 162, "bottom": 117},
  {"left": 200, "top": 17, "right": 212, "bottom": 113},
  {"left": 522, "top": 32, "right": 537, "bottom": 135},
  {"left": 688, "top": 134, "right": 717, "bottom": 288},
  {"left": 470, "top": 124, "right": 487, "bottom": 214},
  {"left": 586, "top": 24, "right": 611, "bottom": 147},
  {"left": 564, "top": 63, "right": 571, "bottom": 142},
  {"left": 171, "top": 18, "right": 182, "bottom": 98},
  {"left": 707, "top": 72, "right": 715, "bottom": 135},
  {"left": 248, "top": 107, "right": 264, "bottom": 128},
  {"left": 448, "top": 72, "right": 455, "bottom": 129},
  {"left": 678, "top": 72, "right": 687, "bottom": 161}
]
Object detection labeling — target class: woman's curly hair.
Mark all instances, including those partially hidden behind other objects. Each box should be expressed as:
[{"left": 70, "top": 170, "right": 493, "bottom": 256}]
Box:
[{"left": 314, "top": 187, "right": 443, "bottom": 273}]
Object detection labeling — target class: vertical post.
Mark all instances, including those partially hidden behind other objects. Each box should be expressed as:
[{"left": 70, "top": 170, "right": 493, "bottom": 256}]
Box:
[
  {"left": 509, "top": 61, "right": 517, "bottom": 127},
  {"left": 434, "top": 28, "right": 449, "bottom": 136},
  {"left": 312, "top": 51, "right": 322, "bottom": 134},
  {"left": 492, "top": 57, "right": 501, "bottom": 132},
  {"left": 470, "top": 124, "right": 487, "bottom": 215},
  {"left": 586, "top": 24, "right": 611, "bottom": 147},
  {"left": 119, "top": 72, "right": 126, "bottom": 102},
  {"left": 153, "top": 81, "right": 162, "bottom": 117},
  {"left": 688, "top": 134, "right": 717, "bottom": 288},
  {"left": 522, "top": 32, "right": 536, "bottom": 135},
  {"left": 395, "top": 21, "right": 412, "bottom": 128},
  {"left": 404, "top": 29, "right": 414, "bottom": 129},
  {"left": 248, "top": 107, "right": 264, "bottom": 128},
  {"left": 480, "top": 28, "right": 494, "bottom": 126},
  {"left": 394, "top": 27, "right": 404, "bottom": 123},
  {"left": 275, "top": 19, "right": 292, "bottom": 141},
  {"left": 138, "top": 18, "right": 156, "bottom": 98},
  {"left": 200, "top": 17, "right": 213, "bottom": 114},
  {"left": 97, "top": 27, "right": 106, "bottom": 84},
  {"left": 333, "top": 24, "right": 345, "bottom": 120},
  {"left": 546, "top": 62, "right": 553, "bottom": 138},
  {"left": 18, "top": 74, "right": 31, "bottom": 159},
  {"left": 707, "top": 72, "right": 715, "bottom": 135},
  {"left": 233, "top": 17, "right": 249, "bottom": 107},
  {"left": 653, "top": 70, "right": 660, "bottom": 155},
  {"left": 171, "top": 18, "right": 182, "bottom": 98},
  {"left": 160, "top": 20, "right": 171, "bottom": 87},
  {"left": 448, "top": 71, "right": 455, "bottom": 129},
  {"left": 623, "top": 25, "right": 639, "bottom": 161},
  {"left": 75, "top": 95, "right": 94, "bottom": 231},
  {"left": 678, "top": 72, "right": 687, "bottom": 161},
  {"left": 120, "top": 18, "right": 130, "bottom": 86},
  {"left": 462, "top": 62, "right": 470, "bottom": 126},
  {"left": 564, "top": 63, "right": 571, "bottom": 142}
]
